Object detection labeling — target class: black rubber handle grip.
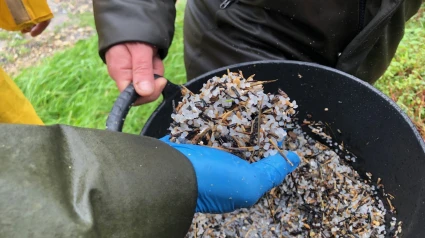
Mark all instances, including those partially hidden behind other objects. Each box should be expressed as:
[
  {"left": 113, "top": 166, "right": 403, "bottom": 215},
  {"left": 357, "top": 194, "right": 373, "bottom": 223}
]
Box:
[{"left": 106, "top": 74, "right": 180, "bottom": 132}]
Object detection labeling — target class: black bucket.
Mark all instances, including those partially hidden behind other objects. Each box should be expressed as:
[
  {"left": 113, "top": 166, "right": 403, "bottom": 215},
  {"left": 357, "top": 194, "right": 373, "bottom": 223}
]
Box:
[{"left": 106, "top": 60, "right": 425, "bottom": 237}]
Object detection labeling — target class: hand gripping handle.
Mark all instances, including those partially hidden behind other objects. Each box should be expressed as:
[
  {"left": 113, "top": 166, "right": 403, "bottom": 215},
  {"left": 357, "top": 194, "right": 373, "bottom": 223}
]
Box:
[{"left": 106, "top": 74, "right": 180, "bottom": 132}]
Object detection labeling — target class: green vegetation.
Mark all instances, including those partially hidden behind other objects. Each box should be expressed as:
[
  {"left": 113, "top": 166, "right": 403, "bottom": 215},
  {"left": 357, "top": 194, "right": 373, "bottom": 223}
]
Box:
[
  {"left": 11, "top": 3, "right": 425, "bottom": 137},
  {"left": 0, "top": 31, "right": 9, "bottom": 40},
  {"left": 13, "top": 2, "right": 186, "bottom": 134},
  {"left": 375, "top": 7, "right": 425, "bottom": 136}
]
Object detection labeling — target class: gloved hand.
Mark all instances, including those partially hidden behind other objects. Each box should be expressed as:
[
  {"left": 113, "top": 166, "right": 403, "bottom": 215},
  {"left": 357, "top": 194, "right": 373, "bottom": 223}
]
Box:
[{"left": 160, "top": 135, "right": 300, "bottom": 214}]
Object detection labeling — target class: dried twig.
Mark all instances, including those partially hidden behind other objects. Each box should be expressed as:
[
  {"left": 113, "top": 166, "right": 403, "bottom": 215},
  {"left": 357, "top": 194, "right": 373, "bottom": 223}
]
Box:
[{"left": 269, "top": 138, "right": 294, "bottom": 166}]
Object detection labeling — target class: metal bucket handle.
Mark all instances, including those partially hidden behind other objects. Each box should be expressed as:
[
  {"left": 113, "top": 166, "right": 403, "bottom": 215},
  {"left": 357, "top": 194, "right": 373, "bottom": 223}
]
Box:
[{"left": 105, "top": 74, "right": 180, "bottom": 132}]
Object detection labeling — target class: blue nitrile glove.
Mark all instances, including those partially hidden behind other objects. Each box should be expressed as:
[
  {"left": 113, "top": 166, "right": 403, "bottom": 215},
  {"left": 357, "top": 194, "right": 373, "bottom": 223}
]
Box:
[{"left": 159, "top": 135, "right": 301, "bottom": 214}]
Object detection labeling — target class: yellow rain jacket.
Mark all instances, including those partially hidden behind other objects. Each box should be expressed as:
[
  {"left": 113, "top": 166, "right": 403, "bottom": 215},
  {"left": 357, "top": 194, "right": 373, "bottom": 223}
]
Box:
[{"left": 0, "top": 0, "right": 53, "bottom": 125}]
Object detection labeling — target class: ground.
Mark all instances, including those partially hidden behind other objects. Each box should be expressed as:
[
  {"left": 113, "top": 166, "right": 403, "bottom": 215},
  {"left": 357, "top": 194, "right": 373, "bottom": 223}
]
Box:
[
  {"left": 0, "top": 0, "right": 94, "bottom": 75},
  {"left": 0, "top": 1, "right": 424, "bottom": 138}
]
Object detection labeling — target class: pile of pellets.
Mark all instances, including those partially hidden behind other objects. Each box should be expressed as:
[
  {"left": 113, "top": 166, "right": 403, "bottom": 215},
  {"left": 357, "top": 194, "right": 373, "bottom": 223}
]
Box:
[{"left": 168, "top": 71, "right": 402, "bottom": 238}]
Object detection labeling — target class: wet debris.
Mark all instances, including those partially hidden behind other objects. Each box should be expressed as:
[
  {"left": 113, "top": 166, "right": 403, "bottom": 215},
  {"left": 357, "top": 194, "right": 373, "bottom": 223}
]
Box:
[{"left": 167, "top": 71, "right": 402, "bottom": 238}]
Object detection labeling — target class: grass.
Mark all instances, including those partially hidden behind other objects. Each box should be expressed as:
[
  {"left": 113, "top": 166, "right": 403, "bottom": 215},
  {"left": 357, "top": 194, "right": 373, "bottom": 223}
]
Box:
[
  {"left": 0, "top": 52, "right": 13, "bottom": 62},
  {"left": 8, "top": 37, "right": 28, "bottom": 47},
  {"left": 76, "top": 12, "right": 97, "bottom": 28},
  {"left": 374, "top": 7, "right": 425, "bottom": 137},
  {"left": 12, "top": 1, "right": 187, "bottom": 135},
  {"left": 11, "top": 2, "right": 425, "bottom": 137},
  {"left": 0, "top": 31, "right": 9, "bottom": 40}
]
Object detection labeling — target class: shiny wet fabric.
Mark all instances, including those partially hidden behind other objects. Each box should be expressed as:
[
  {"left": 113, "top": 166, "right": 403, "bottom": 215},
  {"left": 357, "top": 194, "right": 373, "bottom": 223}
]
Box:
[
  {"left": 93, "top": 0, "right": 422, "bottom": 84},
  {"left": 0, "top": 124, "right": 197, "bottom": 237},
  {"left": 182, "top": 0, "right": 422, "bottom": 84}
]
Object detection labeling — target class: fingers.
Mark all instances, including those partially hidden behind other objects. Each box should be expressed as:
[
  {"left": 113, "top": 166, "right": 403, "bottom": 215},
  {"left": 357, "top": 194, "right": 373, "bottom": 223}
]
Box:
[
  {"left": 252, "top": 151, "right": 301, "bottom": 191},
  {"left": 30, "top": 20, "right": 51, "bottom": 37},
  {"left": 105, "top": 42, "right": 166, "bottom": 106},
  {"left": 21, "top": 26, "right": 32, "bottom": 34},
  {"left": 128, "top": 43, "right": 156, "bottom": 97},
  {"left": 135, "top": 54, "right": 167, "bottom": 105},
  {"left": 105, "top": 44, "right": 133, "bottom": 92},
  {"left": 153, "top": 51, "right": 165, "bottom": 75}
]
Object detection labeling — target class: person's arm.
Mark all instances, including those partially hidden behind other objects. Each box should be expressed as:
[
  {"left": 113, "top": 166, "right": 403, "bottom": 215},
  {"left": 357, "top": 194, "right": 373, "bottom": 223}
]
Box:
[
  {"left": 0, "top": 0, "right": 53, "bottom": 36},
  {"left": 0, "top": 124, "right": 300, "bottom": 237},
  {"left": 92, "top": 0, "right": 177, "bottom": 105},
  {"left": 0, "top": 124, "right": 197, "bottom": 237},
  {"left": 93, "top": 0, "right": 177, "bottom": 63}
]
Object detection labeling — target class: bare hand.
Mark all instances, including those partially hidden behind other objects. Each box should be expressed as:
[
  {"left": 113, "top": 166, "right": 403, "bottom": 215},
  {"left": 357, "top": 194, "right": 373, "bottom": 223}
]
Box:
[
  {"left": 105, "top": 42, "right": 167, "bottom": 105},
  {"left": 21, "top": 20, "right": 51, "bottom": 37}
]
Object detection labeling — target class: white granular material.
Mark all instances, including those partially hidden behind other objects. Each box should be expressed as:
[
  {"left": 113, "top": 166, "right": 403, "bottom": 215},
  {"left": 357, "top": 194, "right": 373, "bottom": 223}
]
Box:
[
  {"left": 169, "top": 72, "right": 297, "bottom": 163},
  {"left": 168, "top": 71, "right": 402, "bottom": 238}
]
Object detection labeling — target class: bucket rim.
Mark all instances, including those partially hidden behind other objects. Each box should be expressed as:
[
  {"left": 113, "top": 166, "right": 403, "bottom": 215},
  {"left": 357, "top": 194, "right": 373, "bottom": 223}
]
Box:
[{"left": 183, "top": 59, "right": 425, "bottom": 153}]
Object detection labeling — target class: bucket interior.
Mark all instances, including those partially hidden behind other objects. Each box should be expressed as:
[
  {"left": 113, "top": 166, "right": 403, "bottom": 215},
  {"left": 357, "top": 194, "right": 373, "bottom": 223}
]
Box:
[{"left": 141, "top": 60, "right": 425, "bottom": 237}]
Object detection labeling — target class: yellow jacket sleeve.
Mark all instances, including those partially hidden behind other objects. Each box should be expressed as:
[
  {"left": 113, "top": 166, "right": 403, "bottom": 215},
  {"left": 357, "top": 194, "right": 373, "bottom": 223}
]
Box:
[
  {"left": 0, "top": 0, "right": 53, "bottom": 31},
  {"left": 0, "top": 66, "right": 44, "bottom": 125}
]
